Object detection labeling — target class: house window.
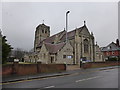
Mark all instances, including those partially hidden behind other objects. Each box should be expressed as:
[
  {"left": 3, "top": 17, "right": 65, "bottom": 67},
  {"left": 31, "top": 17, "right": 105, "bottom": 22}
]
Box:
[
  {"left": 63, "top": 55, "right": 66, "bottom": 58},
  {"left": 112, "top": 52, "right": 115, "bottom": 55},
  {"left": 84, "top": 39, "right": 89, "bottom": 53},
  {"left": 107, "top": 46, "right": 111, "bottom": 50},
  {"left": 106, "top": 52, "right": 109, "bottom": 56},
  {"left": 52, "top": 42, "right": 54, "bottom": 44}
]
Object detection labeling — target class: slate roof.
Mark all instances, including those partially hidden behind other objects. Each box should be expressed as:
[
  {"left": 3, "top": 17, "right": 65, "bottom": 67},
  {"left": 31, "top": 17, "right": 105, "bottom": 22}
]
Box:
[
  {"left": 60, "top": 30, "right": 76, "bottom": 42},
  {"left": 60, "top": 26, "right": 85, "bottom": 41},
  {"left": 44, "top": 42, "right": 65, "bottom": 54},
  {"left": 101, "top": 42, "right": 120, "bottom": 51},
  {"left": 38, "top": 30, "right": 65, "bottom": 47},
  {"left": 38, "top": 25, "right": 86, "bottom": 47}
]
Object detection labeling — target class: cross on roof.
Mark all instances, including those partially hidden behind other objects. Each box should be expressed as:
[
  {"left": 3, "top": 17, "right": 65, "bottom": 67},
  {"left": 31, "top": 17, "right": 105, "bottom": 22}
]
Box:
[{"left": 42, "top": 20, "right": 44, "bottom": 24}]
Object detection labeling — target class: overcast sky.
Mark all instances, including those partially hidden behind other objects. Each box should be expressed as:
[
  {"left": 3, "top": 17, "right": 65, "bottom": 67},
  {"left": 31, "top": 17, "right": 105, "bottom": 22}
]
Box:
[{"left": 2, "top": 2, "right": 118, "bottom": 51}]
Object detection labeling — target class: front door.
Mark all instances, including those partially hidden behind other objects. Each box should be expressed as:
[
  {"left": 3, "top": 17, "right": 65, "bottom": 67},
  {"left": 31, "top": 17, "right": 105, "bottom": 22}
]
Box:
[{"left": 51, "top": 57, "right": 54, "bottom": 63}]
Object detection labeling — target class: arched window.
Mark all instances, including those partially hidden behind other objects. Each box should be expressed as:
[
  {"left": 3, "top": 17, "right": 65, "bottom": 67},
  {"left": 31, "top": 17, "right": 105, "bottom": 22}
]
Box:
[
  {"left": 42, "top": 30, "right": 44, "bottom": 33},
  {"left": 84, "top": 39, "right": 89, "bottom": 53},
  {"left": 43, "top": 53, "right": 46, "bottom": 58},
  {"left": 45, "top": 30, "right": 47, "bottom": 33}
]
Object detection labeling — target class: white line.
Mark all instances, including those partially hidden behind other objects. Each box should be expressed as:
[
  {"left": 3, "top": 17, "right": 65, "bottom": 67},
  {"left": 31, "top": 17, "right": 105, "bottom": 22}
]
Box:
[
  {"left": 44, "top": 85, "right": 55, "bottom": 88},
  {"left": 75, "top": 76, "right": 102, "bottom": 83}
]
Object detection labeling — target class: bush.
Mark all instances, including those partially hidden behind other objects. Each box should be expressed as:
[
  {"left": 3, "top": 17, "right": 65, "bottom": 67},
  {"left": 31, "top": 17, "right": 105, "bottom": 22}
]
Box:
[{"left": 107, "top": 57, "right": 118, "bottom": 61}]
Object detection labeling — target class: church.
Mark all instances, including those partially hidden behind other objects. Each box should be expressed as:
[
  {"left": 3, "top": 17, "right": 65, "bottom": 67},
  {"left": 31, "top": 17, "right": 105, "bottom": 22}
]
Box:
[{"left": 24, "top": 21, "right": 103, "bottom": 64}]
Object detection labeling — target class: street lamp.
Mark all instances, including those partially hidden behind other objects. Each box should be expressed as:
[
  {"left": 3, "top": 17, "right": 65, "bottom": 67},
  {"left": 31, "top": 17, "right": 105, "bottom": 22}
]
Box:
[{"left": 66, "top": 11, "right": 70, "bottom": 43}]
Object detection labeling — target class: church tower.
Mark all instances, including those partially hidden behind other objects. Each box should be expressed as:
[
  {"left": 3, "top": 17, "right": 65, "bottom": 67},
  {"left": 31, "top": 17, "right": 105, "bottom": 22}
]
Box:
[{"left": 34, "top": 23, "right": 50, "bottom": 51}]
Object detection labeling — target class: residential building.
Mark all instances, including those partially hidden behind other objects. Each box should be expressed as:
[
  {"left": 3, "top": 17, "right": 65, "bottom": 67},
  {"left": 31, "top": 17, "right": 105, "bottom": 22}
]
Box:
[
  {"left": 95, "top": 42, "right": 104, "bottom": 62},
  {"left": 101, "top": 39, "right": 120, "bottom": 61}
]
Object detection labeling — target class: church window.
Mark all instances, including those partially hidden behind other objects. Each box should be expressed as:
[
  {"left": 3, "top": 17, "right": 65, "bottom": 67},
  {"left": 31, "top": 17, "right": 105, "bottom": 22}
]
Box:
[
  {"left": 63, "top": 55, "right": 66, "bottom": 58},
  {"left": 43, "top": 53, "right": 46, "bottom": 58},
  {"left": 84, "top": 39, "right": 89, "bottom": 53}
]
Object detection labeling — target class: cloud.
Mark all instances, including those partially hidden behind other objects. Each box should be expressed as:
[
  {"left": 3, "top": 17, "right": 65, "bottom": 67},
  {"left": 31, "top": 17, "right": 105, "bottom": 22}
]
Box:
[{"left": 2, "top": 2, "right": 118, "bottom": 51}]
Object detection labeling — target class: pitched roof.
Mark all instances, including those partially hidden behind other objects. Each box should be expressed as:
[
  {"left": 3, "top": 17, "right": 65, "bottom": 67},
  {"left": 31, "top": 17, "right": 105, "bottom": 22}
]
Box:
[
  {"left": 38, "top": 30, "right": 65, "bottom": 47},
  {"left": 36, "top": 23, "right": 50, "bottom": 29},
  {"left": 101, "top": 42, "right": 120, "bottom": 51},
  {"left": 60, "top": 30, "right": 76, "bottom": 42},
  {"left": 44, "top": 42, "right": 65, "bottom": 54},
  {"left": 38, "top": 25, "right": 87, "bottom": 47}
]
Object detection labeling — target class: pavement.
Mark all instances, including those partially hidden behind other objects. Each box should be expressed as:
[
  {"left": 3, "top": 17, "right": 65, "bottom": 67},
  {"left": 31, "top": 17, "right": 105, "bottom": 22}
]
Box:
[{"left": 2, "top": 65, "right": 119, "bottom": 84}]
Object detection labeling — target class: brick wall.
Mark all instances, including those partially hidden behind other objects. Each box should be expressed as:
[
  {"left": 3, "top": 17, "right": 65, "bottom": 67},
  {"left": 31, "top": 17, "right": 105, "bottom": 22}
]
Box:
[
  {"left": 2, "top": 64, "right": 13, "bottom": 76},
  {"left": 39, "top": 64, "right": 66, "bottom": 73},
  {"left": 2, "top": 63, "right": 66, "bottom": 76},
  {"left": 16, "top": 64, "right": 38, "bottom": 75},
  {"left": 83, "top": 61, "right": 120, "bottom": 69}
]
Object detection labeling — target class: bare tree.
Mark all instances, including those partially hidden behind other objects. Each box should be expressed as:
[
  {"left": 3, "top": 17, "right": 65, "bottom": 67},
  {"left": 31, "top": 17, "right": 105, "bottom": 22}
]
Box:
[{"left": 11, "top": 48, "right": 28, "bottom": 62}]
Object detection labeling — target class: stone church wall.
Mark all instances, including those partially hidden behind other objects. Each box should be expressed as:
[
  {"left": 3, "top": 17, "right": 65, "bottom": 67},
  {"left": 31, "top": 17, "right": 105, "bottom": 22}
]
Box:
[{"left": 56, "top": 43, "right": 74, "bottom": 64}]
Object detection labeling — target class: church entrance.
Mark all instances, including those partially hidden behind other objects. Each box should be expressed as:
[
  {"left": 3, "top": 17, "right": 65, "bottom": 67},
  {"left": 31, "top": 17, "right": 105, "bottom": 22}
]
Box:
[{"left": 50, "top": 57, "right": 54, "bottom": 63}]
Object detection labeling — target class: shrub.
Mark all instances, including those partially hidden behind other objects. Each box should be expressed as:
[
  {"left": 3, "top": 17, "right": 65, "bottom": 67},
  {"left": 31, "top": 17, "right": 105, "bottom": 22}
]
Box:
[{"left": 107, "top": 57, "right": 117, "bottom": 61}]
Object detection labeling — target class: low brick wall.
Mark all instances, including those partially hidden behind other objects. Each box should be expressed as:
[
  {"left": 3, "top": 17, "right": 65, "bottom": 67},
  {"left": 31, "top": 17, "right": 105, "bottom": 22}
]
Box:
[
  {"left": 2, "top": 63, "right": 66, "bottom": 76},
  {"left": 16, "top": 64, "right": 38, "bottom": 75},
  {"left": 83, "top": 61, "right": 120, "bottom": 69},
  {"left": 2, "top": 64, "right": 13, "bottom": 76},
  {"left": 39, "top": 64, "right": 66, "bottom": 73}
]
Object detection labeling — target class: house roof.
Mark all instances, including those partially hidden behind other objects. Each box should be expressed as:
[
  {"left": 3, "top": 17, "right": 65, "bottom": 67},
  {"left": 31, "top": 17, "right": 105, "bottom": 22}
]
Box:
[
  {"left": 101, "top": 42, "right": 120, "bottom": 51},
  {"left": 44, "top": 42, "right": 65, "bottom": 54}
]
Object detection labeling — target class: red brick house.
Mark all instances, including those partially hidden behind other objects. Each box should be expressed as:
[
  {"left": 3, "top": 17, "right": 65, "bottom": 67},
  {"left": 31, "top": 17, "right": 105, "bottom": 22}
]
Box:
[{"left": 101, "top": 39, "right": 120, "bottom": 61}]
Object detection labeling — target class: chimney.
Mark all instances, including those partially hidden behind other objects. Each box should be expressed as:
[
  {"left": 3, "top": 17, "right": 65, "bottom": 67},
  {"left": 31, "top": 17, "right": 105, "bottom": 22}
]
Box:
[{"left": 116, "top": 39, "right": 119, "bottom": 46}]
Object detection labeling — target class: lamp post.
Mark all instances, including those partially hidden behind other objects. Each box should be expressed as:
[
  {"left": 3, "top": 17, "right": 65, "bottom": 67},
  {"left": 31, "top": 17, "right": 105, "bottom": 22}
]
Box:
[{"left": 66, "top": 11, "right": 70, "bottom": 43}]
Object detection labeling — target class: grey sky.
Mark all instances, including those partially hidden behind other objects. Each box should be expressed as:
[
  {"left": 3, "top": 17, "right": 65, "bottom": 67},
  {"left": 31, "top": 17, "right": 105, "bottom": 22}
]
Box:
[{"left": 2, "top": 2, "right": 118, "bottom": 51}]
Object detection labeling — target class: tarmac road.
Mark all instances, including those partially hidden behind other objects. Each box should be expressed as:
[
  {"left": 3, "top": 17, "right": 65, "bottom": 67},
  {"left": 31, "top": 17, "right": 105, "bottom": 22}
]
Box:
[{"left": 2, "top": 67, "right": 119, "bottom": 89}]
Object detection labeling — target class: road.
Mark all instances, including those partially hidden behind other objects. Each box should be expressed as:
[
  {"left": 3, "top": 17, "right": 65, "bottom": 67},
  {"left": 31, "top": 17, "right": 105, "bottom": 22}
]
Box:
[{"left": 2, "top": 67, "right": 119, "bottom": 89}]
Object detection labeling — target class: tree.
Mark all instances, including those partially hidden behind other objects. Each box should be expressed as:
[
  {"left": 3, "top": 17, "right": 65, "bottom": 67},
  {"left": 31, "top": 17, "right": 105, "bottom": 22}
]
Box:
[
  {"left": 2, "top": 35, "right": 13, "bottom": 64},
  {"left": 10, "top": 48, "right": 29, "bottom": 62},
  {"left": 14, "top": 48, "right": 25, "bottom": 61},
  {"left": 0, "top": 31, "right": 2, "bottom": 64}
]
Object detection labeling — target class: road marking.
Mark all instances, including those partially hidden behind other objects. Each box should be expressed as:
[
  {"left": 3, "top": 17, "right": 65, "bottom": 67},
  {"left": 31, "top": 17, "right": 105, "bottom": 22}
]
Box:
[
  {"left": 44, "top": 85, "right": 55, "bottom": 88},
  {"left": 75, "top": 76, "right": 102, "bottom": 83}
]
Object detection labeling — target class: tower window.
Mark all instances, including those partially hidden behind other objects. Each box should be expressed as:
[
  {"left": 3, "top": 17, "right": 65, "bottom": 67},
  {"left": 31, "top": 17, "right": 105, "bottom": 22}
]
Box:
[
  {"left": 42, "top": 30, "right": 44, "bottom": 33},
  {"left": 45, "top": 30, "right": 47, "bottom": 33}
]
